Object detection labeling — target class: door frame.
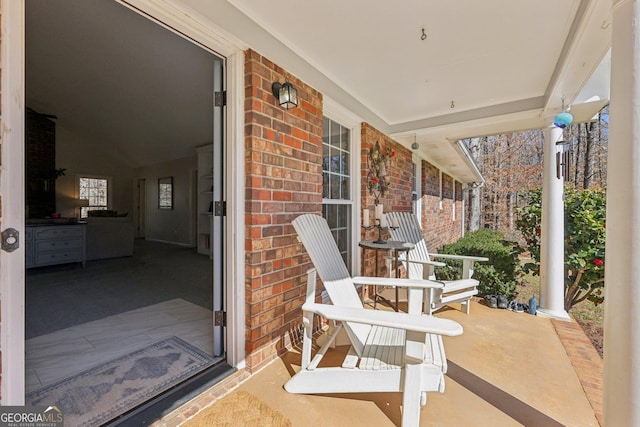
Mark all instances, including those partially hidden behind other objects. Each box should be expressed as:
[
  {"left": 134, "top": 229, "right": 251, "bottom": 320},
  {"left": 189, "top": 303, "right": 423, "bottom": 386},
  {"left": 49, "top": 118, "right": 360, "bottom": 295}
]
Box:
[
  {"left": 0, "top": 0, "right": 246, "bottom": 402},
  {"left": 113, "top": 0, "right": 247, "bottom": 369},
  {"left": 1, "top": 0, "right": 26, "bottom": 405},
  {"left": 116, "top": 1, "right": 247, "bottom": 368},
  {"left": 135, "top": 178, "right": 147, "bottom": 239}
]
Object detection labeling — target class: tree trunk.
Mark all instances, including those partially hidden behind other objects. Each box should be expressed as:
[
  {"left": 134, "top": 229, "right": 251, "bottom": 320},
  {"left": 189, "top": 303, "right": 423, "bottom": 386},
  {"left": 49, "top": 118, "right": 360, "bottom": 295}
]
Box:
[
  {"left": 573, "top": 127, "right": 582, "bottom": 188},
  {"left": 583, "top": 122, "right": 596, "bottom": 189}
]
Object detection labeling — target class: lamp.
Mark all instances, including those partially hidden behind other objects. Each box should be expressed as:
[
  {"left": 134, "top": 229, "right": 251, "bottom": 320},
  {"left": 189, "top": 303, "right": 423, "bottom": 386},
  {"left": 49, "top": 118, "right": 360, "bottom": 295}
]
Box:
[
  {"left": 74, "top": 198, "right": 90, "bottom": 220},
  {"left": 272, "top": 80, "right": 298, "bottom": 110},
  {"left": 411, "top": 134, "right": 419, "bottom": 150}
]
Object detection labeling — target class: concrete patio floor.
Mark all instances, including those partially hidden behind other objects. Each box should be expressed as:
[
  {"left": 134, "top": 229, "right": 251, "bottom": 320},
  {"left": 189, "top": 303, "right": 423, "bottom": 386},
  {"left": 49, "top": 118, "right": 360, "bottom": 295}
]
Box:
[{"left": 156, "top": 298, "right": 603, "bottom": 426}]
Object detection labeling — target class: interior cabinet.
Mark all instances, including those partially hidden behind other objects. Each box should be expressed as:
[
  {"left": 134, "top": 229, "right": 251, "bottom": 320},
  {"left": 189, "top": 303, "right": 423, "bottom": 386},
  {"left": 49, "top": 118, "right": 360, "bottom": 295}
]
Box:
[
  {"left": 26, "top": 223, "right": 87, "bottom": 268},
  {"left": 196, "top": 145, "right": 214, "bottom": 256}
]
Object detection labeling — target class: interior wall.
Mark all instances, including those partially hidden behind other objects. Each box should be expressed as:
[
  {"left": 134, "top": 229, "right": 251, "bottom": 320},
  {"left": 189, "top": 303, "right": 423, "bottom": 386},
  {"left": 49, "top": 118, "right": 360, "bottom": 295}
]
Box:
[
  {"left": 55, "top": 125, "right": 134, "bottom": 218},
  {"left": 135, "top": 155, "right": 197, "bottom": 246}
]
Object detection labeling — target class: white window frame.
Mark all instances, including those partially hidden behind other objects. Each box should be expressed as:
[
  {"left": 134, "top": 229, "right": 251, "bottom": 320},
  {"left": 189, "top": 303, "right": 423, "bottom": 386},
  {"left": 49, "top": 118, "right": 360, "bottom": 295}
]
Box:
[
  {"left": 412, "top": 153, "right": 422, "bottom": 224},
  {"left": 323, "top": 97, "right": 362, "bottom": 275},
  {"left": 439, "top": 170, "right": 444, "bottom": 210},
  {"left": 76, "top": 174, "right": 113, "bottom": 218}
]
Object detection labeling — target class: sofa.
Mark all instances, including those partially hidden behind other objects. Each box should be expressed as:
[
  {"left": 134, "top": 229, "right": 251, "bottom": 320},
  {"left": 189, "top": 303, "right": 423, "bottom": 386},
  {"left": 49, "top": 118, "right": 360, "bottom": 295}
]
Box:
[{"left": 85, "top": 216, "right": 135, "bottom": 261}]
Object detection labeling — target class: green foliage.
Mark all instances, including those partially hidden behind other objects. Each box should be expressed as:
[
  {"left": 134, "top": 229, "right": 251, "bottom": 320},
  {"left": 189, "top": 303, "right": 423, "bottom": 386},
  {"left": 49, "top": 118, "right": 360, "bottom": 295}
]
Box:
[
  {"left": 516, "top": 187, "right": 606, "bottom": 310},
  {"left": 435, "top": 229, "right": 523, "bottom": 297}
]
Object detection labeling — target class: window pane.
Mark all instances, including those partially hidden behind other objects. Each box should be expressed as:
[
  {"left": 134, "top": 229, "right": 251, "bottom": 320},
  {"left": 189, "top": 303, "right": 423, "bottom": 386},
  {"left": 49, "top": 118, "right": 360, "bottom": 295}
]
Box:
[
  {"left": 322, "top": 117, "right": 353, "bottom": 273},
  {"left": 159, "top": 177, "right": 173, "bottom": 209},
  {"left": 323, "top": 143, "right": 330, "bottom": 170},
  {"left": 322, "top": 203, "right": 351, "bottom": 269},
  {"left": 341, "top": 176, "right": 350, "bottom": 200},
  {"left": 79, "top": 177, "right": 108, "bottom": 218},
  {"left": 323, "top": 172, "right": 329, "bottom": 199},
  {"left": 340, "top": 125, "right": 350, "bottom": 151},
  {"left": 330, "top": 147, "right": 340, "bottom": 173},
  {"left": 326, "top": 204, "right": 338, "bottom": 229},
  {"left": 330, "top": 174, "right": 340, "bottom": 199},
  {"left": 341, "top": 152, "right": 350, "bottom": 175}
]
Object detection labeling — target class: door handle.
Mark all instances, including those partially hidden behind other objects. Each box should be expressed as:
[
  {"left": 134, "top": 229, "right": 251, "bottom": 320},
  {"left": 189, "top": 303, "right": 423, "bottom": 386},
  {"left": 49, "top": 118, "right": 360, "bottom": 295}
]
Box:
[{"left": 1, "top": 228, "right": 19, "bottom": 252}]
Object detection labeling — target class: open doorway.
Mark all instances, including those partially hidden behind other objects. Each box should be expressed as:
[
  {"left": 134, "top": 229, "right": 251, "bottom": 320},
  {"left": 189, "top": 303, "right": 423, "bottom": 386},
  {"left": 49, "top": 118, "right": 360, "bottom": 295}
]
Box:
[{"left": 24, "top": 0, "right": 227, "bottom": 423}]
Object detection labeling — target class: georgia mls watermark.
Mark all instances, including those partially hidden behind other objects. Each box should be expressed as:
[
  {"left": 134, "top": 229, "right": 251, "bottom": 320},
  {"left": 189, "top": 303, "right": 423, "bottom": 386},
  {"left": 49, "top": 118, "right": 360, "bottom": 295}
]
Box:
[{"left": 0, "top": 406, "right": 63, "bottom": 427}]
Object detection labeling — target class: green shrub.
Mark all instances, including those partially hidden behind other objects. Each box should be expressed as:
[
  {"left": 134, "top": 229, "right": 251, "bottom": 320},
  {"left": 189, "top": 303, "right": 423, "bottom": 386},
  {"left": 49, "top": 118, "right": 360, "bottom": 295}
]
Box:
[
  {"left": 516, "top": 187, "right": 606, "bottom": 310},
  {"left": 435, "top": 229, "right": 522, "bottom": 297}
]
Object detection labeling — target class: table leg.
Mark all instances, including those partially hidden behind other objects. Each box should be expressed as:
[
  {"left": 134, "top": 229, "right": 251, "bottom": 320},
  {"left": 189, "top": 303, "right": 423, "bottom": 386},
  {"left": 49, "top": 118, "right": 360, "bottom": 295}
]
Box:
[
  {"left": 394, "top": 251, "right": 399, "bottom": 311},
  {"left": 374, "top": 249, "right": 379, "bottom": 309}
]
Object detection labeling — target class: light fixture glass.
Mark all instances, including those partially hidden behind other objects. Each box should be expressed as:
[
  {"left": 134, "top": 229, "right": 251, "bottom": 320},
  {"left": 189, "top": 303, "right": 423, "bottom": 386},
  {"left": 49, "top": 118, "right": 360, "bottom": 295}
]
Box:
[{"left": 272, "top": 81, "right": 298, "bottom": 110}]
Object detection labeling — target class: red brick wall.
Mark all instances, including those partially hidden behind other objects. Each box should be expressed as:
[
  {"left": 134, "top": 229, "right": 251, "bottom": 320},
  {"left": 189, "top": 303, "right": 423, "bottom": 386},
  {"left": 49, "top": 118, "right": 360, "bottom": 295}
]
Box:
[
  {"left": 421, "top": 162, "right": 464, "bottom": 252},
  {"left": 360, "top": 123, "right": 412, "bottom": 276},
  {"left": 358, "top": 124, "right": 463, "bottom": 274},
  {"left": 244, "top": 50, "right": 323, "bottom": 371}
]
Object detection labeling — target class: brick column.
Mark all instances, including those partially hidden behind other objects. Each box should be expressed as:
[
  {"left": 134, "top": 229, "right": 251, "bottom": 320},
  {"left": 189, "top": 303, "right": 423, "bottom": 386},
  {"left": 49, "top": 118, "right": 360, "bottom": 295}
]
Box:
[{"left": 244, "top": 50, "right": 323, "bottom": 371}]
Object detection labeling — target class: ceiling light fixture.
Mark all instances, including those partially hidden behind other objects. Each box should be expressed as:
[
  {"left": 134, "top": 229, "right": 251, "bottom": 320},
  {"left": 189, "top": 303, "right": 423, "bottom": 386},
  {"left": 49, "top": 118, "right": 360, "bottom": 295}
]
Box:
[
  {"left": 412, "top": 134, "right": 419, "bottom": 150},
  {"left": 421, "top": 28, "right": 427, "bottom": 41},
  {"left": 272, "top": 80, "right": 298, "bottom": 110}
]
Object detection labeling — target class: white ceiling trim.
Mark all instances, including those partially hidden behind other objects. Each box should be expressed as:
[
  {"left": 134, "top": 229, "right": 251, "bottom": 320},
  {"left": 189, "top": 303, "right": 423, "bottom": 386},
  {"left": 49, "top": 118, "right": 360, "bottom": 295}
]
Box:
[{"left": 543, "top": 0, "right": 612, "bottom": 113}]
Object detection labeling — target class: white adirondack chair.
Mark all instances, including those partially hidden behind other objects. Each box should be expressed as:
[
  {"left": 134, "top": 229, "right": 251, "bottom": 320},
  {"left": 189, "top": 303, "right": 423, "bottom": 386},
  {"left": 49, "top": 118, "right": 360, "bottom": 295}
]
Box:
[
  {"left": 287, "top": 214, "right": 463, "bottom": 426},
  {"left": 386, "top": 211, "right": 488, "bottom": 315}
]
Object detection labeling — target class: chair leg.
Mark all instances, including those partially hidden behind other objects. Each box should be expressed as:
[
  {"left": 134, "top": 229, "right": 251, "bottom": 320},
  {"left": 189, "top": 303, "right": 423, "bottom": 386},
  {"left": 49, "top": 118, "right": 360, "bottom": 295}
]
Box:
[
  {"left": 461, "top": 299, "right": 471, "bottom": 314},
  {"left": 402, "top": 363, "right": 422, "bottom": 426},
  {"left": 420, "top": 392, "right": 428, "bottom": 406}
]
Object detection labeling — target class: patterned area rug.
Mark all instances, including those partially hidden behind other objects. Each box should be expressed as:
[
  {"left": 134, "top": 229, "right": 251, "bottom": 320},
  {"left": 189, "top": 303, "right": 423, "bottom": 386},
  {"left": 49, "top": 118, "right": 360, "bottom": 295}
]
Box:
[
  {"left": 26, "top": 336, "right": 215, "bottom": 427},
  {"left": 183, "top": 390, "right": 292, "bottom": 427}
]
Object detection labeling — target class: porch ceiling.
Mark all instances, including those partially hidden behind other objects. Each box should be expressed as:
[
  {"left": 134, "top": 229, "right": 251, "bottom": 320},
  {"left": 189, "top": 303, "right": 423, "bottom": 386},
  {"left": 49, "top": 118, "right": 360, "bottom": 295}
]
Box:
[
  {"left": 227, "top": 0, "right": 611, "bottom": 182},
  {"left": 25, "top": 1, "right": 612, "bottom": 182}
]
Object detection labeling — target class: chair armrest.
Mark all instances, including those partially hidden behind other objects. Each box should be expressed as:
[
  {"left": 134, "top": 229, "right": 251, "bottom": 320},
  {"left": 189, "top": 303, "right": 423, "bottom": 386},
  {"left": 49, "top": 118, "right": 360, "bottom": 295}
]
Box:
[
  {"left": 385, "top": 255, "right": 446, "bottom": 268},
  {"left": 431, "top": 253, "right": 489, "bottom": 262},
  {"left": 406, "top": 258, "right": 447, "bottom": 267},
  {"left": 352, "top": 276, "right": 444, "bottom": 289},
  {"left": 302, "top": 303, "right": 463, "bottom": 336}
]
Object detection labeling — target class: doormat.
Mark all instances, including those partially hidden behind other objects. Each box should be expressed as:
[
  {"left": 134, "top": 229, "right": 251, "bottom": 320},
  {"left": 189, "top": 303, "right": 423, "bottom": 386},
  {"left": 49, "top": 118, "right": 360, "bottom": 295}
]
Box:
[
  {"left": 183, "top": 390, "right": 292, "bottom": 427},
  {"left": 26, "top": 336, "right": 215, "bottom": 427}
]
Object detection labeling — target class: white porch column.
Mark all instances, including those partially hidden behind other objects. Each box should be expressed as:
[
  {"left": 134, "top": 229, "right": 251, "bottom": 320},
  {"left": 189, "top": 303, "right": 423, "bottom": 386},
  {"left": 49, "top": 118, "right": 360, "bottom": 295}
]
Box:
[
  {"left": 605, "top": 0, "right": 640, "bottom": 424},
  {"left": 537, "top": 125, "right": 570, "bottom": 320}
]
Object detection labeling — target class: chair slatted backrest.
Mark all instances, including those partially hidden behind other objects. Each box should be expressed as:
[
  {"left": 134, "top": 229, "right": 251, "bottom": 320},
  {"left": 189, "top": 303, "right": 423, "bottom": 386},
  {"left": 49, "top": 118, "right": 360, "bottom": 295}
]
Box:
[
  {"left": 292, "top": 214, "right": 371, "bottom": 355},
  {"left": 386, "top": 211, "right": 435, "bottom": 280}
]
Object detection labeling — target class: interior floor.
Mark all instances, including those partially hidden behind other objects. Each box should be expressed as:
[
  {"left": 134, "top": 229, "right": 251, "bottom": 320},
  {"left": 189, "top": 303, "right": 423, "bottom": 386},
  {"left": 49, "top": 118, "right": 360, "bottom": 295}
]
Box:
[
  {"left": 25, "top": 298, "right": 216, "bottom": 393},
  {"left": 26, "top": 239, "right": 213, "bottom": 338},
  {"left": 25, "top": 240, "right": 218, "bottom": 392}
]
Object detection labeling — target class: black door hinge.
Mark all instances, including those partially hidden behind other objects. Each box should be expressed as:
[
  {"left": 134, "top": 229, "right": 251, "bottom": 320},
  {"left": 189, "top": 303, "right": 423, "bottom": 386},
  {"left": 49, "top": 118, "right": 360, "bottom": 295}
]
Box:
[
  {"left": 214, "top": 91, "right": 226, "bottom": 107},
  {"left": 214, "top": 201, "right": 226, "bottom": 217},
  {"left": 214, "top": 310, "right": 226, "bottom": 327}
]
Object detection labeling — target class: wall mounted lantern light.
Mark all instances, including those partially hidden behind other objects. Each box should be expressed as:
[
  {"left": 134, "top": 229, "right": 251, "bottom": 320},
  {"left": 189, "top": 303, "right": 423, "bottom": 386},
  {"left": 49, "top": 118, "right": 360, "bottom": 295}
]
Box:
[{"left": 272, "top": 80, "right": 298, "bottom": 110}]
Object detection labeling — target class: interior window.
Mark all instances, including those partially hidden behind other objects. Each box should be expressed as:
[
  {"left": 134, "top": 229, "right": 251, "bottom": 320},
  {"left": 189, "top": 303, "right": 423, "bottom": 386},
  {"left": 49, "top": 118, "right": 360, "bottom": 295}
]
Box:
[{"left": 79, "top": 176, "right": 109, "bottom": 218}]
